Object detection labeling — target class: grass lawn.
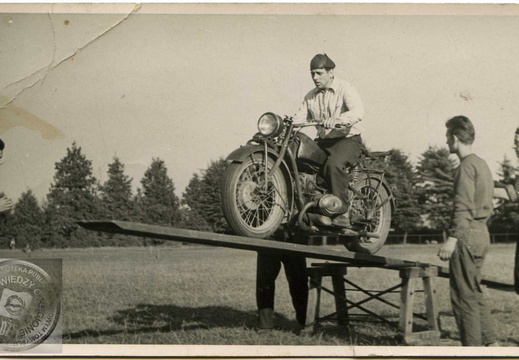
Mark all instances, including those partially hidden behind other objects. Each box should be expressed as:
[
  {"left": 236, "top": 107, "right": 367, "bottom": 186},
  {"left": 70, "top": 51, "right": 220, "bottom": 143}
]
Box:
[{"left": 8, "top": 242, "right": 519, "bottom": 347}]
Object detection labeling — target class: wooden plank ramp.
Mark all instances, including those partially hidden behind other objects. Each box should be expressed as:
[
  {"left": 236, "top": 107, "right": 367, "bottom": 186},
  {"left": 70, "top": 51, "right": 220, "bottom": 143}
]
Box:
[{"left": 77, "top": 220, "right": 514, "bottom": 291}]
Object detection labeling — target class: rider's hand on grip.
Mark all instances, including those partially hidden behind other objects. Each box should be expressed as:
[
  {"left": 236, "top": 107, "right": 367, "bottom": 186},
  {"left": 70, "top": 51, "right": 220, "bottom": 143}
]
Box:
[{"left": 322, "top": 118, "right": 351, "bottom": 129}]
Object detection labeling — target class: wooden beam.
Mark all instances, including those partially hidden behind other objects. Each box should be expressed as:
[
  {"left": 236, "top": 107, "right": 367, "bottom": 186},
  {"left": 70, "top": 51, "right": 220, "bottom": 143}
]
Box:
[{"left": 77, "top": 220, "right": 514, "bottom": 291}]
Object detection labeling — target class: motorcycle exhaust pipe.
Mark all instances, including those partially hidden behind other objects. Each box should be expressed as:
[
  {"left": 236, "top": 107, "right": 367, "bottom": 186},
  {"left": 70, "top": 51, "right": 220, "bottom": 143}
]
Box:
[{"left": 297, "top": 201, "right": 318, "bottom": 232}]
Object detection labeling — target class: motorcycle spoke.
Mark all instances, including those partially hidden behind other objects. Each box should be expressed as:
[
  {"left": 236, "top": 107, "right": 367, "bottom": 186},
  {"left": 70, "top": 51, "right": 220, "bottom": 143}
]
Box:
[
  {"left": 244, "top": 209, "right": 256, "bottom": 225},
  {"left": 238, "top": 194, "right": 274, "bottom": 227}
]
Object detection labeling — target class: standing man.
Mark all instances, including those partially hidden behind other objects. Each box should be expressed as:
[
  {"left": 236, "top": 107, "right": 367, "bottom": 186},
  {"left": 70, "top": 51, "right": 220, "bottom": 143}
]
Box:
[
  {"left": 256, "top": 229, "right": 308, "bottom": 330},
  {"left": 293, "top": 54, "right": 365, "bottom": 226},
  {"left": 438, "top": 116, "right": 498, "bottom": 346},
  {"left": 0, "top": 139, "right": 13, "bottom": 213}
]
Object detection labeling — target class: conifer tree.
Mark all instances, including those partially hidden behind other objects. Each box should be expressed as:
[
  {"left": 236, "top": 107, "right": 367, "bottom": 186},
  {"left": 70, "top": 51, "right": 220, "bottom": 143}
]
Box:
[
  {"left": 12, "top": 190, "right": 44, "bottom": 249},
  {"left": 180, "top": 174, "right": 211, "bottom": 231},
  {"left": 44, "top": 142, "right": 100, "bottom": 247},
  {"left": 416, "top": 146, "right": 456, "bottom": 239},
  {"left": 182, "top": 158, "right": 229, "bottom": 233},
  {"left": 381, "top": 149, "right": 423, "bottom": 243},
  {"left": 98, "top": 157, "right": 144, "bottom": 246},
  {"left": 489, "top": 156, "right": 519, "bottom": 233},
  {"left": 138, "top": 158, "right": 180, "bottom": 226},
  {"left": 100, "top": 157, "right": 135, "bottom": 221}
]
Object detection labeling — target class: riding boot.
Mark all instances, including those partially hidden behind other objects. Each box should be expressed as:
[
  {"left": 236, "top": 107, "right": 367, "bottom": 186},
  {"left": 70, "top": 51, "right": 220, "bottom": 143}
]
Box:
[
  {"left": 332, "top": 212, "right": 351, "bottom": 228},
  {"left": 257, "top": 308, "right": 274, "bottom": 329},
  {"left": 307, "top": 213, "right": 332, "bottom": 227}
]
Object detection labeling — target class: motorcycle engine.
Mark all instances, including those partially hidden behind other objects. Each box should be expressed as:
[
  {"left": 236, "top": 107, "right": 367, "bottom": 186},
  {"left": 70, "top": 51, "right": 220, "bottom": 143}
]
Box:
[{"left": 299, "top": 173, "right": 324, "bottom": 198}]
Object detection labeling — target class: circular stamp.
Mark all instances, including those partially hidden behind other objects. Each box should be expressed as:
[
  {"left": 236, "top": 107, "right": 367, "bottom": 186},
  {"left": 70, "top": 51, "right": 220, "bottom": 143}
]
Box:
[{"left": 0, "top": 259, "right": 61, "bottom": 351}]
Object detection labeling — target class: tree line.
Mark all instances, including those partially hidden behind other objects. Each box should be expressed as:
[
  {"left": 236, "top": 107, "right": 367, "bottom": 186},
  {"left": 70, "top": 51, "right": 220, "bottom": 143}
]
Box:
[{"left": 0, "top": 142, "right": 517, "bottom": 249}]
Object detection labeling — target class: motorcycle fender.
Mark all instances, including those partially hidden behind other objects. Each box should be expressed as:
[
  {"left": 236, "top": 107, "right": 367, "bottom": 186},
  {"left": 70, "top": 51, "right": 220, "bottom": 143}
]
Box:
[
  {"left": 225, "top": 144, "right": 278, "bottom": 164},
  {"left": 362, "top": 174, "right": 397, "bottom": 214}
]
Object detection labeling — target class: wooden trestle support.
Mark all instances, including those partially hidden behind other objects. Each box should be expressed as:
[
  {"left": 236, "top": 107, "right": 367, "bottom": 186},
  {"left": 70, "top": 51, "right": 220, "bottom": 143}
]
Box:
[{"left": 304, "top": 262, "right": 441, "bottom": 344}]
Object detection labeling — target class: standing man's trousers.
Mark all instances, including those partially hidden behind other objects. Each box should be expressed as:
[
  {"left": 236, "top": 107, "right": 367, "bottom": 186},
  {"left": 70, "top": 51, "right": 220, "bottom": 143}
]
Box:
[
  {"left": 256, "top": 252, "right": 308, "bottom": 326},
  {"left": 449, "top": 221, "right": 497, "bottom": 346},
  {"left": 515, "top": 234, "right": 519, "bottom": 294},
  {"left": 316, "top": 135, "right": 363, "bottom": 213}
]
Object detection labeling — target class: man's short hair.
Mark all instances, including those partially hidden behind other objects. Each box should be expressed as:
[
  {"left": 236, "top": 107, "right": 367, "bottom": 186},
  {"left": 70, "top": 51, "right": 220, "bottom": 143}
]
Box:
[
  {"left": 0, "top": 138, "right": 4, "bottom": 151},
  {"left": 446, "top": 115, "right": 475, "bottom": 145}
]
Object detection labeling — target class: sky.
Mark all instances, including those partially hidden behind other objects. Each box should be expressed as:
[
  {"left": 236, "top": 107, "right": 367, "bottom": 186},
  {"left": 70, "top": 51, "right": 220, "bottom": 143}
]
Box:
[{"left": 1, "top": 4, "right": 519, "bottom": 205}]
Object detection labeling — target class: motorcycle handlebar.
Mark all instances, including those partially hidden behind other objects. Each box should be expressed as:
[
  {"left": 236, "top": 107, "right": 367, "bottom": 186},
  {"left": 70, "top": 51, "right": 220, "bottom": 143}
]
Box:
[{"left": 292, "top": 120, "right": 352, "bottom": 129}]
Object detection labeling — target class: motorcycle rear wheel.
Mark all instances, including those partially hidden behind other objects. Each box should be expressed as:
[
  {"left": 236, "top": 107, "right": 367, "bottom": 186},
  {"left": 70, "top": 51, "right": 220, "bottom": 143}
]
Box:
[
  {"left": 221, "top": 153, "right": 289, "bottom": 238},
  {"left": 345, "top": 175, "right": 392, "bottom": 254}
]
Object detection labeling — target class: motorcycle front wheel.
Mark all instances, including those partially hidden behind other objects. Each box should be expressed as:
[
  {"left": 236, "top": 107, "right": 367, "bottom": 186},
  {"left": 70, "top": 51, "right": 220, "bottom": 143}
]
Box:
[
  {"left": 221, "top": 153, "right": 289, "bottom": 239},
  {"left": 345, "top": 175, "right": 392, "bottom": 254}
]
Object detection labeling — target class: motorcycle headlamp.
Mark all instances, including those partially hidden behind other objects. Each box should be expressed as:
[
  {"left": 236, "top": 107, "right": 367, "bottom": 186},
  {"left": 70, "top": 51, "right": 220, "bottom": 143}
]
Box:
[{"left": 257, "top": 113, "right": 284, "bottom": 137}]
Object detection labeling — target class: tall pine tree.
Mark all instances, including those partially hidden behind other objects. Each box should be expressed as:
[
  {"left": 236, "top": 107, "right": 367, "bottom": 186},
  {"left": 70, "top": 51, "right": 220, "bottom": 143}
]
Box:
[
  {"left": 180, "top": 174, "right": 212, "bottom": 231},
  {"left": 98, "top": 157, "right": 143, "bottom": 246},
  {"left": 416, "top": 146, "right": 456, "bottom": 239},
  {"left": 383, "top": 149, "right": 422, "bottom": 243},
  {"left": 11, "top": 190, "right": 44, "bottom": 249},
  {"left": 138, "top": 158, "right": 180, "bottom": 226},
  {"left": 100, "top": 157, "right": 135, "bottom": 221},
  {"left": 44, "top": 142, "right": 100, "bottom": 247},
  {"left": 489, "top": 156, "right": 519, "bottom": 233},
  {"left": 182, "top": 159, "right": 229, "bottom": 233}
]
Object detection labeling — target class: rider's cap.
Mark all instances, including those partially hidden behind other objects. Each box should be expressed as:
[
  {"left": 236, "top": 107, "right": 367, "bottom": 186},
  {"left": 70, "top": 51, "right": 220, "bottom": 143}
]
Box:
[{"left": 310, "top": 54, "right": 335, "bottom": 70}]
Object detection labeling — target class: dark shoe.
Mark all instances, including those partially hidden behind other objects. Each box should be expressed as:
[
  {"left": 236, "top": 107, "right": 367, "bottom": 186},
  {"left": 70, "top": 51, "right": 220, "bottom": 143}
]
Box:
[
  {"left": 307, "top": 213, "right": 332, "bottom": 227},
  {"left": 332, "top": 213, "right": 351, "bottom": 228},
  {"left": 257, "top": 308, "right": 274, "bottom": 329}
]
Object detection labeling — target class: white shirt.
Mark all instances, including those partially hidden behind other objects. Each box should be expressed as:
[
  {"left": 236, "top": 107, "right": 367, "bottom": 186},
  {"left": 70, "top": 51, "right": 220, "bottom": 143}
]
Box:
[{"left": 293, "top": 77, "right": 364, "bottom": 139}]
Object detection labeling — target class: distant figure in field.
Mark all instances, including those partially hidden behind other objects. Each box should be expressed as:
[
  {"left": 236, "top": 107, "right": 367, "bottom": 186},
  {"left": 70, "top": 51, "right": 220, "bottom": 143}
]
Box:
[
  {"left": 438, "top": 116, "right": 498, "bottom": 346},
  {"left": 9, "top": 238, "right": 15, "bottom": 250},
  {"left": 494, "top": 127, "right": 519, "bottom": 294},
  {"left": 0, "top": 138, "right": 13, "bottom": 214}
]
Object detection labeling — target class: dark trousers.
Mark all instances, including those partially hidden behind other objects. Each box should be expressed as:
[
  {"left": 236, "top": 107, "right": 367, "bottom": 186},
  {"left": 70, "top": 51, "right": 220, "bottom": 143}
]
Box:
[
  {"left": 317, "top": 135, "right": 363, "bottom": 213},
  {"left": 515, "top": 235, "right": 519, "bottom": 294},
  {"left": 449, "top": 222, "right": 497, "bottom": 346},
  {"left": 256, "top": 252, "right": 308, "bottom": 326}
]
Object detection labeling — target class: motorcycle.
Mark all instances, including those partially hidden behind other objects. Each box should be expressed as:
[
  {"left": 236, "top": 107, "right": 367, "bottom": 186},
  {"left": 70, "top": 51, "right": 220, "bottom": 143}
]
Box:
[{"left": 221, "top": 112, "right": 396, "bottom": 254}]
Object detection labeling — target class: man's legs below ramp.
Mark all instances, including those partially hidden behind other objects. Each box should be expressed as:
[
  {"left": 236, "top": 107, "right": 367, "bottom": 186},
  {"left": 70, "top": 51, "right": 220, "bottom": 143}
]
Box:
[
  {"left": 282, "top": 255, "right": 309, "bottom": 326},
  {"left": 515, "top": 234, "right": 519, "bottom": 294},
  {"left": 256, "top": 252, "right": 282, "bottom": 329}
]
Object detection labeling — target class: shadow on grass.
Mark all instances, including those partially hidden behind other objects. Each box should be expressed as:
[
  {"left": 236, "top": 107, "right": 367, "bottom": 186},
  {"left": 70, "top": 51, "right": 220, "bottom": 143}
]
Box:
[
  {"left": 315, "top": 323, "right": 404, "bottom": 346},
  {"left": 63, "top": 303, "right": 402, "bottom": 344},
  {"left": 63, "top": 303, "right": 297, "bottom": 340}
]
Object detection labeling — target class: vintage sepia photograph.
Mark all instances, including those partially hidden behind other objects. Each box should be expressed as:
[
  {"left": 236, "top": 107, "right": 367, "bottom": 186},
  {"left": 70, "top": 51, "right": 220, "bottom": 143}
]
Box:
[{"left": 1, "top": 3, "right": 519, "bottom": 357}]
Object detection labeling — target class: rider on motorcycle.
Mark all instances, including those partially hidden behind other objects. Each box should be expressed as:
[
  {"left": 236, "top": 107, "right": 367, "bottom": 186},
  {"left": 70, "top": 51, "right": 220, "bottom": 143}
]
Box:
[{"left": 292, "top": 54, "right": 365, "bottom": 227}]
